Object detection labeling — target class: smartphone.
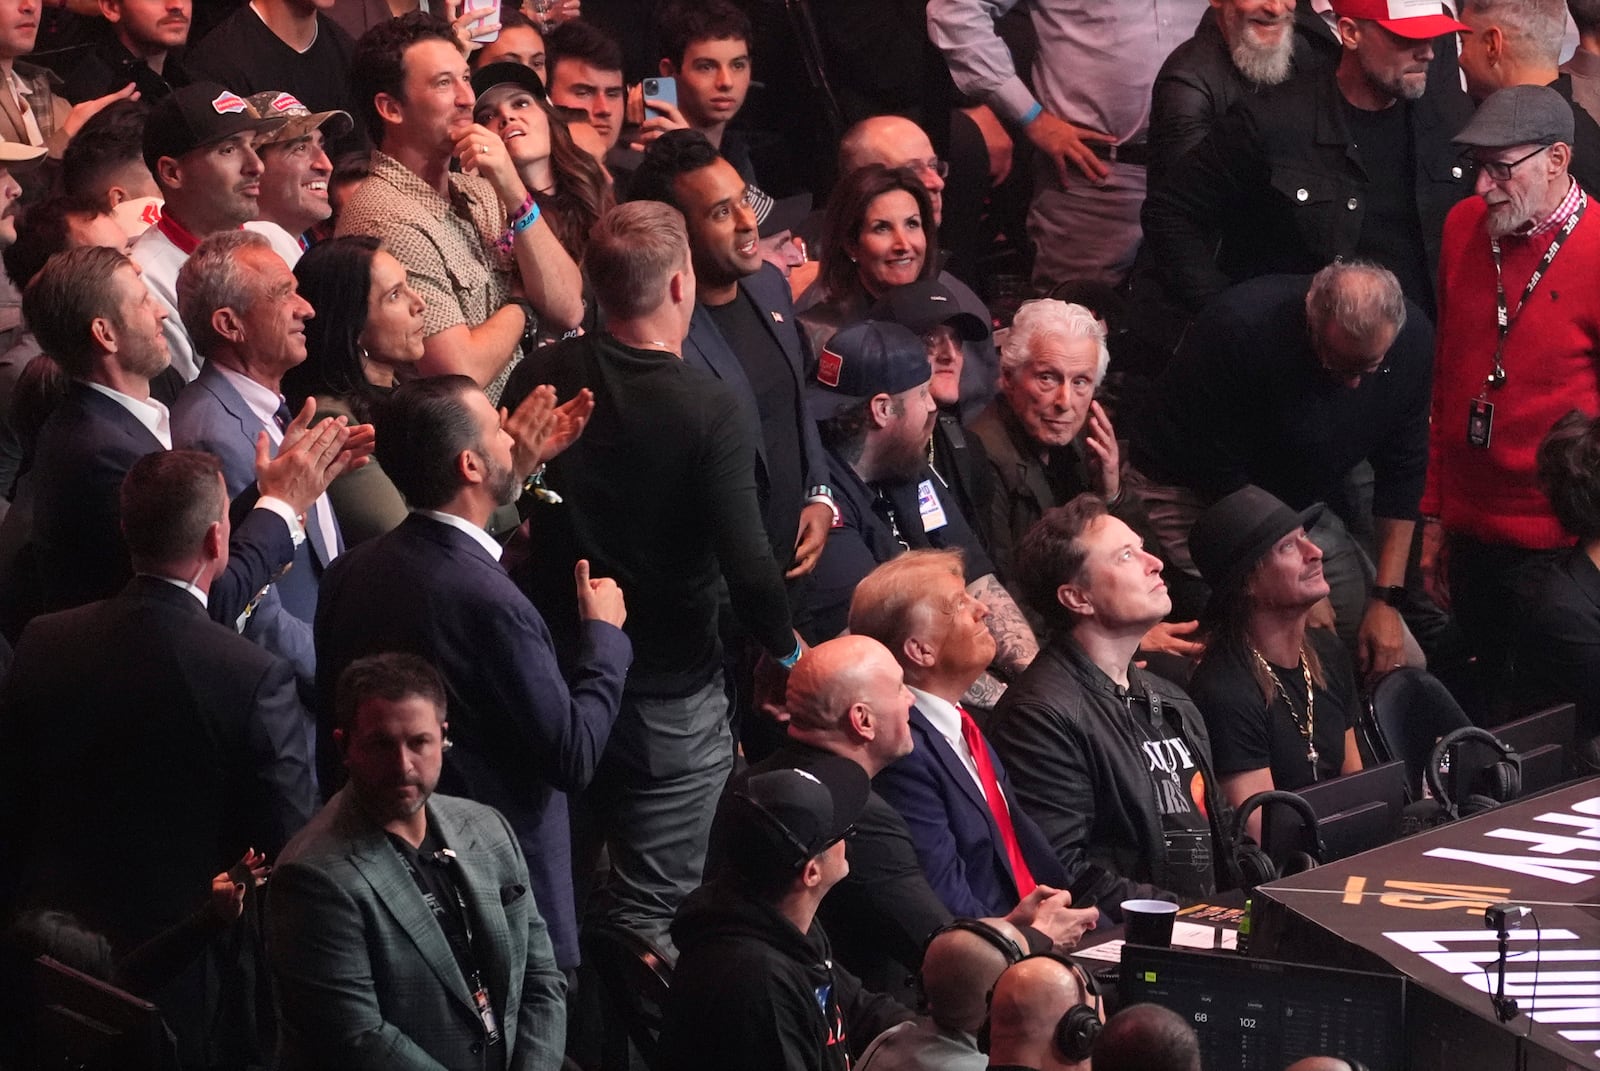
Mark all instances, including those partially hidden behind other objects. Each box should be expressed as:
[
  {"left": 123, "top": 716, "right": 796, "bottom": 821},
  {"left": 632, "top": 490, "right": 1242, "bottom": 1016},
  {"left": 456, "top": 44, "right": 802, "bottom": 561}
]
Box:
[
  {"left": 641, "top": 76, "right": 678, "bottom": 114},
  {"left": 463, "top": 0, "right": 501, "bottom": 45}
]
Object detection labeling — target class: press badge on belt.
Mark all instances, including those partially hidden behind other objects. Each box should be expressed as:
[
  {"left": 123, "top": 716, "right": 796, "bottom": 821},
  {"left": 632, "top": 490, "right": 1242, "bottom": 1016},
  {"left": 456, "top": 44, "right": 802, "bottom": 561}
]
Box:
[{"left": 917, "top": 480, "right": 948, "bottom": 532}]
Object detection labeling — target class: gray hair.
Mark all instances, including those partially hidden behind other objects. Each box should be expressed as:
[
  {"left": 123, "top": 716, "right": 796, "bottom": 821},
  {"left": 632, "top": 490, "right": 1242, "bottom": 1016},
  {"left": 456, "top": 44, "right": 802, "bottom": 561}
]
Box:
[
  {"left": 1460, "top": 0, "right": 1566, "bottom": 64},
  {"left": 175, "top": 229, "right": 275, "bottom": 359},
  {"left": 1304, "top": 260, "right": 1407, "bottom": 346},
  {"left": 1001, "top": 298, "right": 1110, "bottom": 385}
]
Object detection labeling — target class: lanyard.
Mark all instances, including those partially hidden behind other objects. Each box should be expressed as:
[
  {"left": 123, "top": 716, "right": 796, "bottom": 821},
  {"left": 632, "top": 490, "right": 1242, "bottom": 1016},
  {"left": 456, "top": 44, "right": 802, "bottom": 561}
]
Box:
[
  {"left": 394, "top": 844, "right": 503, "bottom": 1045},
  {"left": 1487, "top": 190, "right": 1587, "bottom": 392}
]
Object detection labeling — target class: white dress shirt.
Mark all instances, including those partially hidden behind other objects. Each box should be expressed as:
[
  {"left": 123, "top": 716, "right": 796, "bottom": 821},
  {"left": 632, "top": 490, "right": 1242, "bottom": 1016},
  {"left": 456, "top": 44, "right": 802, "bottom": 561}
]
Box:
[
  {"left": 84, "top": 380, "right": 172, "bottom": 449},
  {"left": 417, "top": 508, "right": 503, "bottom": 562},
  {"left": 216, "top": 365, "right": 341, "bottom": 561}
]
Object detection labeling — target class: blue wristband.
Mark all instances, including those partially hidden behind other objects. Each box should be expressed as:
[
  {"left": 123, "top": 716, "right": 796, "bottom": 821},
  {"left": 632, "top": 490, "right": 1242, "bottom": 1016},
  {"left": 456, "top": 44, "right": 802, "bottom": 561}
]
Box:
[
  {"left": 1020, "top": 102, "right": 1043, "bottom": 126},
  {"left": 777, "top": 642, "right": 802, "bottom": 670}
]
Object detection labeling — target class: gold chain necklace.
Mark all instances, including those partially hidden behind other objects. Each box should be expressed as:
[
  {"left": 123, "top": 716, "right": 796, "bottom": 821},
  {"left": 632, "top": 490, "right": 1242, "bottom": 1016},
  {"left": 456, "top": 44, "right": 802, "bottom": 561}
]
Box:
[{"left": 1249, "top": 645, "right": 1319, "bottom": 779}]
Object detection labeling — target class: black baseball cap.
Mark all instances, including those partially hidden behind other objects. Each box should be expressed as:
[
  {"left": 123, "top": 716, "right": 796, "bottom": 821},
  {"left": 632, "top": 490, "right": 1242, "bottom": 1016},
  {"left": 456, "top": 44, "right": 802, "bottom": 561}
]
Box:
[
  {"left": 723, "top": 757, "right": 870, "bottom": 878},
  {"left": 144, "top": 82, "right": 288, "bottom": 173},
  {"left": 472, "top": 62, "right": 548, "bottom": 109},
  {"left": 869, "top": 280, "right": 990, "bottom": 342},
  {"left": 807, "top": 320, "right": 932, "bottom": 421}
]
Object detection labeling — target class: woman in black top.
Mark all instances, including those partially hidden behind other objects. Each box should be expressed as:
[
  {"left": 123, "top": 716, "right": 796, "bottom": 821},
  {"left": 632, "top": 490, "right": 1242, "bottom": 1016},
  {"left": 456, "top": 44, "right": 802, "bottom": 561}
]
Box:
[
  {"left": 1185, "top": 486, "right": 1364, "bottom": 840},
  {"left": 283, "top": 236, "right": 425, "bottom": 546}
]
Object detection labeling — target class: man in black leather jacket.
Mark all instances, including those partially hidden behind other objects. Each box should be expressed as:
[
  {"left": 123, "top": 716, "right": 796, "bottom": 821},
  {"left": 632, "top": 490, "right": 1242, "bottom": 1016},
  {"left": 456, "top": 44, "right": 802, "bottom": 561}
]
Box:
[
  {"left": 1142, "top": 0, "right": 1474, "bottom": 320},
  {"left": 987, "top": 495, "right": 1231, "bottom": 915},
  {"left": 1149, "top": 0, "right": 1336, "bottom": 184}
]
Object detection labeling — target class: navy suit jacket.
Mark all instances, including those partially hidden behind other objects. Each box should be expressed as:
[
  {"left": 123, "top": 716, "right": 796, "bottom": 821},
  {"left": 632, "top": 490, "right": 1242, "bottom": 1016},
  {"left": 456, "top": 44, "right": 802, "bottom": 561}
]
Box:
[
  {"left": 171, "top": 364, "right": 339, "bottom": 681},
  {"left": 315, "top": 513, "right": 631, "bottom": 968},
  {"left": 0, "top": 575, "right": 315, "bottom": 944},
  {"left": 26, "top": 380, "right": 293, "bottom": 625},
  {"left": 683, "top": 264, "right": 827, "bottom": 547},
  {"left": 873, "top": 704, "right": 1068, "bottom": 918}
]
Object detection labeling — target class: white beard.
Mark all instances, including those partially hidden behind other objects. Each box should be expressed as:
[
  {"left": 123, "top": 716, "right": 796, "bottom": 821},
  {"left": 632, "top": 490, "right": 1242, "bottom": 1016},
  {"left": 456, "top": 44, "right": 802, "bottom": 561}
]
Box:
[{"left": 1231, "top": 23, "right": 1295, "bottom": 85}]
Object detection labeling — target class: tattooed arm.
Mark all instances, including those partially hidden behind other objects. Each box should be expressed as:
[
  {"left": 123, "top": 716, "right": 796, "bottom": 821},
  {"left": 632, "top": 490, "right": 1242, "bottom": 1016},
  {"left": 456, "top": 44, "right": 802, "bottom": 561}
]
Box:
[
  {"left": 962, "top": 670, "right": 1007, "bottom": 712},
  {"left": 969, "top": 572, "right": 1039, "bottom": 679}
]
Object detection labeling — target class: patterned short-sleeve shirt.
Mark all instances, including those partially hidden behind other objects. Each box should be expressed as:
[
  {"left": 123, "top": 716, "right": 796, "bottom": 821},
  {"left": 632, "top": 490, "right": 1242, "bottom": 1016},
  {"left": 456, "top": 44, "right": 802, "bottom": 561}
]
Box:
[{"left": 336, "top": 151, "right": 525, "bottom": 401}]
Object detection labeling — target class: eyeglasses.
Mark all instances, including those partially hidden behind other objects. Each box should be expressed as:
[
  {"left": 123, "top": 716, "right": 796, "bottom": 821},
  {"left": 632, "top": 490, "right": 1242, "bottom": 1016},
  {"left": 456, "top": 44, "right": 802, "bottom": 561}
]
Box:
[
  {"left": 1466, "top": 145, "right": 1550, "bottom": 182},
  {"left": 908, "top": 157, "right": 950, "bottom": 180}
]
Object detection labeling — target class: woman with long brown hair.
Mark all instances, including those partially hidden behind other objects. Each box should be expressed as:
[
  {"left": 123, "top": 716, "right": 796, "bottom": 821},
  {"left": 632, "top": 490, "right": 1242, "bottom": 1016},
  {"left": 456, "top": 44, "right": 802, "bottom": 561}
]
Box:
[{"left": 797, "top": 163, "right": 939, "bottom": 354}]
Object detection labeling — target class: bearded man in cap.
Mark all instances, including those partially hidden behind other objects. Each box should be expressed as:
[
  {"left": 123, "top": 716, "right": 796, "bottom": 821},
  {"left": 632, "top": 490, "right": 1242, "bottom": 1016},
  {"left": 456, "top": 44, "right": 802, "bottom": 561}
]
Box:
[
  {"left": 1424, "top": 83, "right": 1600, "bottom": 722},
  {"left": 804, "top": 320, "right": 1039, "bottom": 705}
]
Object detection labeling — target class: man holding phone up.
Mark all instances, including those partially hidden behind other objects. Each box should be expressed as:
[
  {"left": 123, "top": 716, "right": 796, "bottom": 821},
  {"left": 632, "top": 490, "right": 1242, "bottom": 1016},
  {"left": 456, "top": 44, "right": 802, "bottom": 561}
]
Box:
[{"left": 340, "top": 13, "right": 584, "bottom": 403}]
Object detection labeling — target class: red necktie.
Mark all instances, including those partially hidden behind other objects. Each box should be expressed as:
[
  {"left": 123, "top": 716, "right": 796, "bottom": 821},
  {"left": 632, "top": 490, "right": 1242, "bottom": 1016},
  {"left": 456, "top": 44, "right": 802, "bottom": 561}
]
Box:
[{"left": 958, "top": 705, "right": 1036, "bottom": 899}]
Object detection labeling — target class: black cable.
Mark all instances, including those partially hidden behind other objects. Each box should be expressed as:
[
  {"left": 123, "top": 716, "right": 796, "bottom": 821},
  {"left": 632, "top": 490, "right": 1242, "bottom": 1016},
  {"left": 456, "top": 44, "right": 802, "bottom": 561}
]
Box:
[{"left": 1524, "top": 911, "right": 1542, "bottom": 1043}]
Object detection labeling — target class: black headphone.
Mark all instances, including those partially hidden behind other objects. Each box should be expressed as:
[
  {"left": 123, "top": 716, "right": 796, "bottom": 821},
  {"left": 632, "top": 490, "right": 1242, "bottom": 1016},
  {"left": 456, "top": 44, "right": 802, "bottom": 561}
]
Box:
[
  {"left": 976, "top": 951, "right": 1101, "bottom": 1062},
  {"left": 915, "top": 917, "right": 1022, "bottom": 1012},
  {"left": 1227, "top": 790, "right": 1326, "bottom": 891},
  {"left": 1425, "top": 726, "right": 1522, "bottom": 822}
]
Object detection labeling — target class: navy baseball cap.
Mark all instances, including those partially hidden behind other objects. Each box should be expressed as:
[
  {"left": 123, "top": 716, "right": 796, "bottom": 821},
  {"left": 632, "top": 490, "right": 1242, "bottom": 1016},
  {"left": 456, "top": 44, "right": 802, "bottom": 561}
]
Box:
[{"left": 807, "top": 320, "right": 932, "bottom": 421}]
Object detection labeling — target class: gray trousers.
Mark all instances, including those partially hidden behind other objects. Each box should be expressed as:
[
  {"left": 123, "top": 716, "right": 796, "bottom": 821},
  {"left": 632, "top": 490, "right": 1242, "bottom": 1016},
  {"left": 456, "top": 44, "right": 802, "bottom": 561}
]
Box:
[
  {"left": 583, "top": 672, "right": 732, "bottom": 960},
  {"left": 1029, "top": 156, "right": 1147, "bottom": 291}
]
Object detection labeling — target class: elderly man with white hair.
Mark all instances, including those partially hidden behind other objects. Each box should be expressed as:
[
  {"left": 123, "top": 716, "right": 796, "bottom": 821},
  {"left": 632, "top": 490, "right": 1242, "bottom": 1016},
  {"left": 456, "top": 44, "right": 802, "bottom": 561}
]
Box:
[
  {"left": 970, "top": 299, "right": 1141, "bottom": 584},
  {"left": 970, "top": 298, "right": 1202, "bottom": 660}
]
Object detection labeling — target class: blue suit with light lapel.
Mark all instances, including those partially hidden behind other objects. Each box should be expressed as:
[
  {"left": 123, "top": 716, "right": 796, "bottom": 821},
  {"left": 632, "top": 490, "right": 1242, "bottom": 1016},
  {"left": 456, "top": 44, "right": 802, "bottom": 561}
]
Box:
[
  {"left": 682, "top": 264, "right": 828, "bottom": 547},
  {"left": 267, "top": 788, "right": 567, "bottom": 1071},
  {"left": 873, "top": 704, "right": 1069, "bottom": 918},
  {"left": 172, "top": 363, "right": 340, "bottom": 680}
]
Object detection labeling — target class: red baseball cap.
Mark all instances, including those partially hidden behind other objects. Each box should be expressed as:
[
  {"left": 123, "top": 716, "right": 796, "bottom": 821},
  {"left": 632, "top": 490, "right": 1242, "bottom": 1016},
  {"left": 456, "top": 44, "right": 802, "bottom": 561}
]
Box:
[{"left": 1331, "top": 0, "right": 1468, "bottom": 39}]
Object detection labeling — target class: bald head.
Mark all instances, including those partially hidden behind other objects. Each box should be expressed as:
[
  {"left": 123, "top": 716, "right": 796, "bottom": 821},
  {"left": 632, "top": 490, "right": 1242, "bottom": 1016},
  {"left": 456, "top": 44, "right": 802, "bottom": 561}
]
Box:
[
  {"left": 921, "top": 922, "right": 1020, "bottom": 1033},
  {"left": 987, "top": 956, "right": 1093, "bottom": 1066},
  {"left": 1091, "top": 1003, "right": 1201, "bottom": 1071},
  {"left": 784, "top": 635, "right": 914, "bottom": 773},
  {"left": 1285, "top": 1058, "right": 1359, "bottom": 1071},
  {"left": 837, "top": 114, "right": 944, "bottom": 225}
]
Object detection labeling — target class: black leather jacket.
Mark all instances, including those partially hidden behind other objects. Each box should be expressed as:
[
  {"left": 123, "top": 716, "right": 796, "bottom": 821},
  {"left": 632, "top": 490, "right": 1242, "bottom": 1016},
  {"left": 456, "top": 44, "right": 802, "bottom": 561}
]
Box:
[
  {"left": 987, "top": 637, "right": 1232, "bottom": 915},
  {"left": 1141, "top": 47, "right": 1473, "bottom": 317},
  {"left": 1148, "top": 9, "right": 1336, "bottom": 185}
]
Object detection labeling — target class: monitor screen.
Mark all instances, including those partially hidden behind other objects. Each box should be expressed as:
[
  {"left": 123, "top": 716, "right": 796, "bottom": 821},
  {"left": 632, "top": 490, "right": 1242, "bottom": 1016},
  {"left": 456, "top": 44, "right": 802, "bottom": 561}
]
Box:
[{"left": 1119, "top": 946, "right": 1407, "bottom": 1071}]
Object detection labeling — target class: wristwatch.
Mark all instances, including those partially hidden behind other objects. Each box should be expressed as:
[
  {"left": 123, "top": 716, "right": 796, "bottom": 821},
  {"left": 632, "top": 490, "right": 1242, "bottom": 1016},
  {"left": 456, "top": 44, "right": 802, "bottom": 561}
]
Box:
[{"left": 1370, "top": 585, "right": 1407, "bottom": 607}]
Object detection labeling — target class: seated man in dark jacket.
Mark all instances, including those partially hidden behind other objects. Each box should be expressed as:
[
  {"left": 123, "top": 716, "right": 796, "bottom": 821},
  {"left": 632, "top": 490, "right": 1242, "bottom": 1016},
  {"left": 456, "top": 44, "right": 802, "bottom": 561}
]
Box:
[
  {"left": 988, "top": 495, "right": 1231, "bottom": 914},
  {"left": 662, "top": 757, "right": 912, "bottom": 1071}
]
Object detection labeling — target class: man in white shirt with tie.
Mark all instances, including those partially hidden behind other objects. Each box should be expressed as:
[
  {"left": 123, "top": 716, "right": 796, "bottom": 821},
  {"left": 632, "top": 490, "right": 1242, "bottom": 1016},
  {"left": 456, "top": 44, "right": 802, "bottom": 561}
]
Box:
[
  {"left": 171, "top": 227, "right": 343, "bottom": 688},
  {"left": 849, "top": 549, "right": 1089, "bottom": 923}
]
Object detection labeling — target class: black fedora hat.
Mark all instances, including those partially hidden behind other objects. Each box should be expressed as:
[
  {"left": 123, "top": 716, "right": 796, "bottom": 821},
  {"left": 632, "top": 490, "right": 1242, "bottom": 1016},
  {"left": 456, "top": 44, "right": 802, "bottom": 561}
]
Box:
[{"left": 1189, "top": 485, "right": 1324, "bottom": 603}]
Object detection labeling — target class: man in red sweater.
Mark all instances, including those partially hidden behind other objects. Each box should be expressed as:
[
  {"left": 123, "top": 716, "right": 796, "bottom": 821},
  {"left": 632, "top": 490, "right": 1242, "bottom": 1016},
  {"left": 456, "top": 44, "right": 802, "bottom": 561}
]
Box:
[{"left": 1424, "top": 84, "right": 1600, "bottom": 722}]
